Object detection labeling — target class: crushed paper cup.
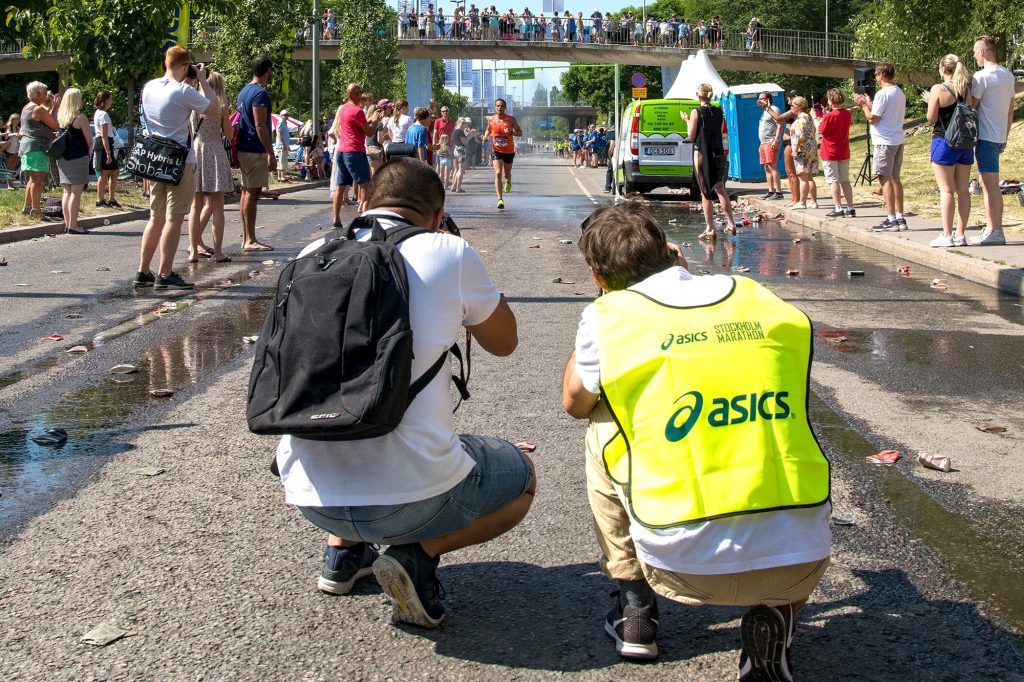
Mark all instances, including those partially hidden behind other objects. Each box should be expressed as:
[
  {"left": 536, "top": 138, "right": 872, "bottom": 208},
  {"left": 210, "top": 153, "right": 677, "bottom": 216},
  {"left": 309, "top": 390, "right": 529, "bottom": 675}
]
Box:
[
  {"left": 109, "top": 364, "right": 137, "bottom": 374},
  {"left": 918, "top": 453, "right": 951, "bottom": 472},
  {"left": 867, "top": 450, "right": 901, "bottom": 465},
  {"left": 46, "top": 333, "right": 64, "bottom": 341},
  {"left": 898, "top": 265, "right": 911, "bottom": 276}
]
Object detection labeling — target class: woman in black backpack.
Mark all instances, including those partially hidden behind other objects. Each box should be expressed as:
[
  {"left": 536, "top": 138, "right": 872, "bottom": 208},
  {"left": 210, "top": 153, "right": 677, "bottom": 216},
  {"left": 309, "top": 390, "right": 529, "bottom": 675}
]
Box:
[{"left": 925, "top": 54, "right": 973, "bottom": 248}]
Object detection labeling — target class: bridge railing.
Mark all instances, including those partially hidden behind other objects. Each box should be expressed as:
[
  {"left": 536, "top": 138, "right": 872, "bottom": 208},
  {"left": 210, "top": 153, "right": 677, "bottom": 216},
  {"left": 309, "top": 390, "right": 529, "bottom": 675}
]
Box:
[{"left": 303, "top": 19, "right": 863, "bottom": 63}]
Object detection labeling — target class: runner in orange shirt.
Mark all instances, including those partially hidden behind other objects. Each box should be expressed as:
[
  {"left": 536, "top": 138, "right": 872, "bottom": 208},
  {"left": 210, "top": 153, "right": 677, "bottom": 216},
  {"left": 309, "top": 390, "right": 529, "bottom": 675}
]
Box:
[{"left": 481, "top": 98, "right": 521, "bottom": 209}]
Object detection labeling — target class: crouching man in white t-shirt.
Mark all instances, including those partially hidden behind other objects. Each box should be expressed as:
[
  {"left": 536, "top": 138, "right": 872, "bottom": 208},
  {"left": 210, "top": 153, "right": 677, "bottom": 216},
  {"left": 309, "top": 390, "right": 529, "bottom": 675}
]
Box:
[
  {"left": 561, "top": 202, "right": 831, "bottom": 679},
  {"left": 276, "top": 159, "right": 535, "bottom": 629}
]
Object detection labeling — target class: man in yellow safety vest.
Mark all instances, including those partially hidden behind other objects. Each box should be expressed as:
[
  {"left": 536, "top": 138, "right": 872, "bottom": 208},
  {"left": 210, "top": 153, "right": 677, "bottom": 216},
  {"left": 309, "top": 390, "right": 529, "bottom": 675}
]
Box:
[{"left": 561, "top": 202, "right": 831, "bottom": 680}]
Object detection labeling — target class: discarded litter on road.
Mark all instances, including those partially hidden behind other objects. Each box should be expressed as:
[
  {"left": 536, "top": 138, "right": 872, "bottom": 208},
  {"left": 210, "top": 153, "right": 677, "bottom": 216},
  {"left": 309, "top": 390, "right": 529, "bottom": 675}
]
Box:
[
  {"left": 262, "top": 260, "right": 275, "bottom": 265},
  {"left": 973, "top": 422, "right": 1007, "bottom": 434},
  {"left": 31, "top": 428, "right": 68, "bottom": 446},
  {"left": 732, "top": 266, "right": 750, "bottom": 273},
  {"left": 786, "top": 269, "right": 799, "bottom": 276},
  {"left": 109, "top": 364, "right": 137, "bottom": 374},
  {"left": 832, "top": 517, "right": 857, "bottom": 526},
  {"left": 559, "top": 239, "right": 573, "bottom": 244},
  {"left": 66, "top": 346, "right": 88, "bottom": 354},
  {"left": 46, "top": 333, "right": 63, "bottom": 341},
  {"left": 150, "top": 389, "right": 175, "bottom": 398},
  {"left": 552, "top": 277, "right": 576, "bottom": 284},
  {"left": 918, "top": 453, "right": 951, "bottom": 472},
  {"left": 529, "top": 244, "right": 540, "bottom": 249},
  {"left": 95, "top": 267, "right": 110, "bottom": 271},
  {"left": 898, "top": 265, "right": 911, "bottom": 276},
  {"left": 867, "top": 450, "right": 901, "bottom": 465},
  {"left": 242, "top": 335, "right": 259, "bottom": 344},
  {"left": 513, "top": 441, "right": 537, "bottom": 453},
  {"left": 81, "top": 623, "right": 129, "bottom": 647},
  {"left": 131, "top": 467, "right": 166, "bottom": 477},
  {"left": 847, "top": 270, "right": 865, "bottom": 277}
]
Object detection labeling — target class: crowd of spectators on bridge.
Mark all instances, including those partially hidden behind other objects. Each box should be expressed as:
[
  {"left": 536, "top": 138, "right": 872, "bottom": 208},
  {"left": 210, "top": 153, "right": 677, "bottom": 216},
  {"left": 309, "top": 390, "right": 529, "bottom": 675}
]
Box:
[{"left": 394, "top": 5, "right": 766, "bottom": 52}]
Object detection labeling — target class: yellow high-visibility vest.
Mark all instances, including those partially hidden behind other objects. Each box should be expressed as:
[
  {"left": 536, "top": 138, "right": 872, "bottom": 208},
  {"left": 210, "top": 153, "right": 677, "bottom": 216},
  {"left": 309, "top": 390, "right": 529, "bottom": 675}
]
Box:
[{"left": 595, "top": 275, "right": 830, "bottom": 529}]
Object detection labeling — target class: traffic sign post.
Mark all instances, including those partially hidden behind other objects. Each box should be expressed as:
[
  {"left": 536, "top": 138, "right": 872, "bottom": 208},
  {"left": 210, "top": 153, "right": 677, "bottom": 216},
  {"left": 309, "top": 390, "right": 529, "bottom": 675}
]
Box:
[{"left": 630, "top": 72, "right": 647, "bottom": 88}]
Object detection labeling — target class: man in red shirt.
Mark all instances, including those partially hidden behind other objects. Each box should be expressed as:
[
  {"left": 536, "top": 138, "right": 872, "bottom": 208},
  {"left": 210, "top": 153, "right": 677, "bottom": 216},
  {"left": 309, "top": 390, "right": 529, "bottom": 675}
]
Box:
[
  {"left": 818, "top": 88, "right": 855, "bottom": 218},
  {"left": 481, "top": 98, "right": 521, "bottom": 210},
  {"left": 432, "top": 106, "right": 455, "bottom": 161},
  {"left": 333, "top": 82, "right": 384, "bottom": 221}
]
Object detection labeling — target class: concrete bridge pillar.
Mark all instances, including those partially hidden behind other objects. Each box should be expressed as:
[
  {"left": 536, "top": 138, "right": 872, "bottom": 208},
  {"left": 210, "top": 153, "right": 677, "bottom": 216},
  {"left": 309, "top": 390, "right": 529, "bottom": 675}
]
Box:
[
  {"left": 661, "top": 65, "right": 679, "bottom": 94},
  {"left": 405, "top": 59, "right": 432, "bottom": 112}
]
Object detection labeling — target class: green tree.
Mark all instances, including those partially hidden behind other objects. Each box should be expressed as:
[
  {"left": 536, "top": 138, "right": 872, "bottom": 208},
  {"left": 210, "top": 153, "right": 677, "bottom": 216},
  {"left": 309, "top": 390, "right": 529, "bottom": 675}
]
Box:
[
  {"left": 192, "top": 1, "right": 306, "bottom": 111},
  {"left": 531, "top": 83, "right": 548, "bottom": 106},
  {"left": 325, "top": 0, "right": 402, "bottom": 107},
  {"left": 560, "top": 64, "right": 663, "bottom": 119},
  {"left": 0, "top": 70, "right": 58, "bottom": 120},
  {"left": 431, "top": 60, "right": 468, "bottom": 117},
  {"left": 7, "top": 0, "right": 230, "bottom": 137}
]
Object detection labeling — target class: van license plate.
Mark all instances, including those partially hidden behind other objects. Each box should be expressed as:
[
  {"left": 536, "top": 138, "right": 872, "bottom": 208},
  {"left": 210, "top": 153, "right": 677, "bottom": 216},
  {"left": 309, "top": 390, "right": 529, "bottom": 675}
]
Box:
[{"left": 644, "top": 146, "right": 675, "bottom": 156}]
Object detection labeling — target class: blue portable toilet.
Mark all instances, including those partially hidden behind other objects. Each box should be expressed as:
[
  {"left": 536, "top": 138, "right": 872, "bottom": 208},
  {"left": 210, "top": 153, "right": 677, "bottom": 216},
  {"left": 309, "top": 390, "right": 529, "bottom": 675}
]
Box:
[{"left": 721, "top": 83, "right": 787, "bottom": 182}]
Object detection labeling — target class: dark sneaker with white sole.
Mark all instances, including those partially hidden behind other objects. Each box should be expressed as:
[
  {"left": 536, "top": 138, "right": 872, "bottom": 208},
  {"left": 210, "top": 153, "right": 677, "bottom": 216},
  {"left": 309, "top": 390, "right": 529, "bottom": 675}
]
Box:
[
  {"left": 605, "top": 595, "right": 659, "bottom": 659},
  {"left": 318, "top": 543, "right": 379, "bottom": 595},
  {"left": 373, "top": 544, "right": 444, "bottom": 628},
  {"left": 739, "top": 604, "right": 794, "bottom": 681},
  {"left": 154, "top": 272, "right": 195, "bottom": 290},
  {"left": 894, "top": 217, "right": 908, "bottom": 230},
  {"left": 871, "top": 219, "right": 895, "bottom": 232},
  {"left": 132, "top": 270, "right": 156, "bottom": 288},
  {"left": 843, "top": 208, "right": 857, "bottom": 218}
]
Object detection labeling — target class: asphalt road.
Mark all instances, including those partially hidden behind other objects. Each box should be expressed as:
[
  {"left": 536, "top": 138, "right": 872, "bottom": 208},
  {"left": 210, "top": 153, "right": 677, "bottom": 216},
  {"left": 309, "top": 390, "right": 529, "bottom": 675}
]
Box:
[{"left": 1, "top": 157, "right": 1023, "bottom": 680}]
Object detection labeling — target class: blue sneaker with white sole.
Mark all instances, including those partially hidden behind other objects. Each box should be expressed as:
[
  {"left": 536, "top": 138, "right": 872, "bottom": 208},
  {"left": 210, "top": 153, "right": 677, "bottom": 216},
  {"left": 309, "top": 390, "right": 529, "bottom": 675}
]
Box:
[
  {"left": 373, "top": 544, "right": 445, "bottom": 628},
  {"left": 317, "top": 543, "right": 379, "bottom": 595}
]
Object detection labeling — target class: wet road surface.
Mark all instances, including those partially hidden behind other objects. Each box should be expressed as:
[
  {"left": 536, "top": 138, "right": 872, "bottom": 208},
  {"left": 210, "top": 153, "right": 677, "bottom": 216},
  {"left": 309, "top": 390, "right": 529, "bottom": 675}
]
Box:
[{"left": 1, "top": 158, "right": 1023, "bottom": 679}]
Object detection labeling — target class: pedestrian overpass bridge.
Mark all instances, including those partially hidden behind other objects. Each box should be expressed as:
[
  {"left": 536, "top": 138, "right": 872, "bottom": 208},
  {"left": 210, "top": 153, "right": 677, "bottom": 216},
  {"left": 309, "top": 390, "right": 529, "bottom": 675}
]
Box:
[{"left": 3, "top": 28, "right": 891, "bottom": 81}]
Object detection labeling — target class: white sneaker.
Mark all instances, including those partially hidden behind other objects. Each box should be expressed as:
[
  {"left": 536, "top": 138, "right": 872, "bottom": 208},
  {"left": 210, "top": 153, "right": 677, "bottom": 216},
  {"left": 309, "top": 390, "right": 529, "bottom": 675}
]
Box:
[
  {"left": 951, "top": 233, "right": 967, "bottom": 247},
  {"left": 929, "top": 234, "right": 953, "bottom": 248},
  {"left": 968, "top": 229, "right": 1007, "bottom": 246},
  {"left": 789, "top": 203, "right": 806, "bottom": 210},
  {"left": 807, "top": 202, "right": 819, "bottom": 209}
]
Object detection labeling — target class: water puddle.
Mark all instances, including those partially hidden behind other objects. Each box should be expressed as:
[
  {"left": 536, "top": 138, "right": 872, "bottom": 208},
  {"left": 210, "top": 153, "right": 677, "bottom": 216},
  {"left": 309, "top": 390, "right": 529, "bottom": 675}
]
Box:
[
  {"left": 810, "top": 392, "right": 1024, "bottom": 633},
  {"left": 0, "top": 294, "right": 272, "bottom": 538},
  {"left": 0, "top": 270, "right": 265, "bottom": 394}
]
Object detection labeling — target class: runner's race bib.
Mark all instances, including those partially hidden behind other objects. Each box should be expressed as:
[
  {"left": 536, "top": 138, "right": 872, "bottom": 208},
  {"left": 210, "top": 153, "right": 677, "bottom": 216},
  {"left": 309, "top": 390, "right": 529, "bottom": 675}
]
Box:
[{"left": 494, "top": 136, "right": 509, "bottom": 147}]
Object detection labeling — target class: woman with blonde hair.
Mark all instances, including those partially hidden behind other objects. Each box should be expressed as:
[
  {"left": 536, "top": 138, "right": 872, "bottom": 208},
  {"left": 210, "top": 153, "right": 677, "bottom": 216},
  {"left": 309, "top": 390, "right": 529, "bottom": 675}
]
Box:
[
  {"left": 787, "top": 96, "right": 819, "bottom": 210},
  {"left": 20, "top": 81, "right": 60, "bottom": 222},
  {"left": 187, "top": 71, "right": 235, "bottom": 262},
  {"left": 924, "top": 54, "right": 973, "bottom": 247},
  {"left": 685, "top": 82, "right": 735, "bottom": 239},
  {"left": 55, "top": 88, "right": 93, "bottom": 234}
]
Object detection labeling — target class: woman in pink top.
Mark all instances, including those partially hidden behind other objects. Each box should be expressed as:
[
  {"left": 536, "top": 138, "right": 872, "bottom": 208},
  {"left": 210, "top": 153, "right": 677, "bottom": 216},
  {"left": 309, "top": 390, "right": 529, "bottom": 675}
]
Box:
[{"left": 817, "top": 88, "right": 855, "bottom": 218}]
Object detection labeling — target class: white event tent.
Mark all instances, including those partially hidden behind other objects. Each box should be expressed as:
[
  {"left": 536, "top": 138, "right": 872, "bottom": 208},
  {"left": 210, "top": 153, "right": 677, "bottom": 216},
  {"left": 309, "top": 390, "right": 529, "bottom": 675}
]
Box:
[{"left": 663, "top": 50, "right": 731, "bottom": 100}]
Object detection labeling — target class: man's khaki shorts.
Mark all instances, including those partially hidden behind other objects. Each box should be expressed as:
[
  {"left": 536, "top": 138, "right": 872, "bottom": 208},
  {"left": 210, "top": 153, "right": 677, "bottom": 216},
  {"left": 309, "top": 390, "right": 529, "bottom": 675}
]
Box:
[
  {"left": 238, "top": 151, "right": 269, "bottom": 189},
  {"left": 873, "top": 143, "right": 904, "bottom": 178},
  {"left": 149, "top": 163, "right": 196, "bottom": 217}
]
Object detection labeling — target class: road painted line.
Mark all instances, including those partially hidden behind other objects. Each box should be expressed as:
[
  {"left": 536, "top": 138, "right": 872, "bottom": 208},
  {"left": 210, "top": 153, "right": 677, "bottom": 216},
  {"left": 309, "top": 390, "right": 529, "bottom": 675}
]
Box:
[{"left": 569, "top": 167, "right": 598, "bottom": 204}]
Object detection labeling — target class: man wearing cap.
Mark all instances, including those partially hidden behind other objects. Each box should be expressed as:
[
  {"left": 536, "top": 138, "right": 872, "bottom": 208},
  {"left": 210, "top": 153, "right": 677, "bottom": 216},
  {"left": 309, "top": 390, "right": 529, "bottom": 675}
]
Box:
[{"left": 275, "top": 108, "right": 292, "bottom": 182}]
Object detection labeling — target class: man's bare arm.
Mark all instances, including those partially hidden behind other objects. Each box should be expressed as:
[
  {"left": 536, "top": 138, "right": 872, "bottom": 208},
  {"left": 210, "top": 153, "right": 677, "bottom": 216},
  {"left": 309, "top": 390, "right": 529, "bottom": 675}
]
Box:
[{"left": 562, "top": 350, "right": 600, "bottom": 419}]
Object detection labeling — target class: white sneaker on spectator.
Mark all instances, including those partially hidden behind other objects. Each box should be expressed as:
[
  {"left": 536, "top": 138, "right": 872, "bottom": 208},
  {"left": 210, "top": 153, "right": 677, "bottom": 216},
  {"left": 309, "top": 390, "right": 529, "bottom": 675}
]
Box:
[
  {"left": 929, "top": 234, "right": 953, "bottom": 248},
  {"left": 952, "top": 233, "right": 967, "bottom": 247},
  {"left": 807, "top": 201, "right": 818, "bottom": 209},
  {"left": 968, "top": 228, "right": 1006, "bottom": 246},
  {"left": 789, "top": 203, "right": 806, "bottom": 210}
]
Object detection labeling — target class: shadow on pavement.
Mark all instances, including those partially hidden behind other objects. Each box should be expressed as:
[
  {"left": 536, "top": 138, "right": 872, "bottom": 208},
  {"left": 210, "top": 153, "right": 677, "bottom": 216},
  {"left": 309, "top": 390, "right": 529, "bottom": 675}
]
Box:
[{"left": 406, "top": 563, "right": 1024, "bottom": 676}]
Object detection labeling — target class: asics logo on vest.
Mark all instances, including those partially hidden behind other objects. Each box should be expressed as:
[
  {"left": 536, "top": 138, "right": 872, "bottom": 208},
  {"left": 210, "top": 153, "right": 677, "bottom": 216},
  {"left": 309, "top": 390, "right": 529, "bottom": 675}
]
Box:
[
  {"left": 664, "top": 390, "right": 792, "bottom": 441},
  {"left": 660, "top": 331, "right": 710, "bottom": 351}
]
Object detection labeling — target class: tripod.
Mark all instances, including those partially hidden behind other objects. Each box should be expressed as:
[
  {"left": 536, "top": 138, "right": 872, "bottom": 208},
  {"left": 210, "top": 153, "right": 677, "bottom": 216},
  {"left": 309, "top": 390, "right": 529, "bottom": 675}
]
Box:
[{"left": 854, "top": 121, "right": 873, "bottom": 186}]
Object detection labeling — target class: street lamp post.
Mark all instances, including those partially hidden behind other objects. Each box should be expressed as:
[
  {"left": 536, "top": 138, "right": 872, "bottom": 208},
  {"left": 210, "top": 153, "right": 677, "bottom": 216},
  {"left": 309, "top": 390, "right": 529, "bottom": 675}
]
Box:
[
  {"left": 312, "top": 0, "right": 320, "bottom": 135},
  {"left": 824, "top": 0, "right": 829, "bottom": 57}
]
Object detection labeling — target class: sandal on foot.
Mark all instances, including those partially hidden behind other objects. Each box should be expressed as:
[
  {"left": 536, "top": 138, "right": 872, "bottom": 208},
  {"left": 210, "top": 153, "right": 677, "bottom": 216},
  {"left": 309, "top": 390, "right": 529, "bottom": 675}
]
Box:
[{"left": 214, "top": 255, "right": 232, "bottom": 263}]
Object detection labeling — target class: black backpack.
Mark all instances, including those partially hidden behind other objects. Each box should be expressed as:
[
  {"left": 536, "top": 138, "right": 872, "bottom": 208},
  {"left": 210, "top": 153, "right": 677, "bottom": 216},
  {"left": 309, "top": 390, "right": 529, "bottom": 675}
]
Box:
[
  {"left": 246, "top": 216, "right": 468, "bottom": 442},
  {"left": 942, "top": 84, "right": 979, "bottom": 150}
]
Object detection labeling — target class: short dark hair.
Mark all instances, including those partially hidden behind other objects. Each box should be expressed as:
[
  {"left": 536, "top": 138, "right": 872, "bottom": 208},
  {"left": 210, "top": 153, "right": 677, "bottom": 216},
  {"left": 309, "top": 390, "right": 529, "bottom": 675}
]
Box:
[
  {"left": 93, "top": 90, "right": 112, "bottom": 109},
  {"left": 252, "top": 56, "right": 273, "bottom": 77},
  {"left": 578, "top": 202, "right": 675, "bottom": 291},
  {"left": 365, "top": 158, "right": 445, "bottom": 218},
  {"left": 495, "top": 98, "right": 506, "bottom": 106},
  {"left": 875, "top": 62, "right": 895, "bottom": 80}
]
